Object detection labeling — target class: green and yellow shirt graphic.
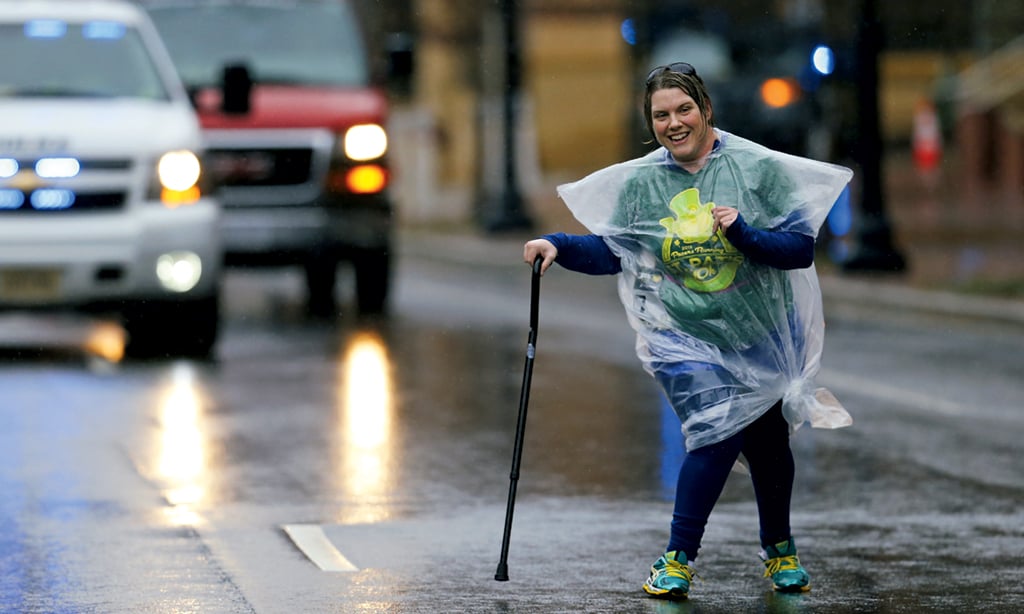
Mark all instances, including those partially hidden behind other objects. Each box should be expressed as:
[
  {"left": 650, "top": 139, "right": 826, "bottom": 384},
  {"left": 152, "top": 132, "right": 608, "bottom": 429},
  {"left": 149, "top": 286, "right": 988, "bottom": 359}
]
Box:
[
  {"left": 608, "top": 155, "right": 801, "bottom": 350},
  {"left": 659, "top": 188, "right": 743, "bottom": 293}
]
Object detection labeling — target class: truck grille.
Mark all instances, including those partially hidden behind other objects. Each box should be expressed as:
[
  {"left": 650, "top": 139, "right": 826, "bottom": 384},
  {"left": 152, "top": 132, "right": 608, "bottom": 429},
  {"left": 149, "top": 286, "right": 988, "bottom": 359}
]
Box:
[{"left": 207, "top": 147, "right": 314, "bottom": 187}]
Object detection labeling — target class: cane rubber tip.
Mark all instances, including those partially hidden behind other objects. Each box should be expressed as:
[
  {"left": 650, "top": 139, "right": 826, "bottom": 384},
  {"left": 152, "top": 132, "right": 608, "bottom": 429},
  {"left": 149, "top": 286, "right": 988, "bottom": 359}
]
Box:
[
  {"left": 494, "top": 574, "right": 509, "bottom": 582},
  {"left": 495, "top": 562, "right": 509, "bottom": 581}
]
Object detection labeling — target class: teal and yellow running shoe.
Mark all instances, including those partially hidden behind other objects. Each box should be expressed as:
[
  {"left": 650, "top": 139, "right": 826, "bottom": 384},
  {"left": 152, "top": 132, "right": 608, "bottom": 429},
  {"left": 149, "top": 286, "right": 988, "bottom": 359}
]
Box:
[
  {"left": 642, "top": 551, "right": 694, "bottom": 600},
  {"left": 761, "top": 539, "right": 811, "bottom": 592}
]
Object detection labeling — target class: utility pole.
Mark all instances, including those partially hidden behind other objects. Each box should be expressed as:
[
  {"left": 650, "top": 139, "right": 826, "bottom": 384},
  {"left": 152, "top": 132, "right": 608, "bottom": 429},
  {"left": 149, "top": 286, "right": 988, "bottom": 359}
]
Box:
[
  {"left": 483, "top": 0, "right": 532, "bottom": 232},
  {"left": 842, "top": 0, "right": 906, "bottom": 272}
]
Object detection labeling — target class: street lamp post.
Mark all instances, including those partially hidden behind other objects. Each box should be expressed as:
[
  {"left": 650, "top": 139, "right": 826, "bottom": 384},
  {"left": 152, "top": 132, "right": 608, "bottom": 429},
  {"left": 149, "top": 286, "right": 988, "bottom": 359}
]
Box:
[
  {"left": 484, "top": 0, "right": 533, "bottom": 233},
  {"left": 843, "top": 0, "right": 909, "bottom": 270},
  {"left": 843, "top": 0, "right": 907, "bottom": 272}
]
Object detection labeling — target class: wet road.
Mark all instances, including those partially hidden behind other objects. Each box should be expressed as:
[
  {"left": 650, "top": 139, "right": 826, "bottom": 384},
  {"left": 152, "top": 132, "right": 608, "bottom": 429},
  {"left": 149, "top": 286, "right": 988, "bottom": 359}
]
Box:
[{"left": 0, "top": 232, "right": 1022, "bottom": 613}]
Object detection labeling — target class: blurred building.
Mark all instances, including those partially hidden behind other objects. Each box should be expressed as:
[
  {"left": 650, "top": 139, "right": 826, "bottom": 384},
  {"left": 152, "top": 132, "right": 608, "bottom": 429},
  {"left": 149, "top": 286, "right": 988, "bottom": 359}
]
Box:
[
  {"left": 362, "top": 0, "right": 1024, "bottom": 225},
  {"left": 957, "top": 36, "right": 1024, "bottom": 207}
]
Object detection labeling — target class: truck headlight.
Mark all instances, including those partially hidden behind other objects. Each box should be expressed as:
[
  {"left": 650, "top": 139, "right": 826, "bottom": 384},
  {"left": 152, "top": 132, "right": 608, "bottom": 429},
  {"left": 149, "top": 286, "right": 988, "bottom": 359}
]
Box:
[
  {"left": 343, "top": 124, "right": 387, "bottom": 161},
  {"left": 156, "top": 150, "right": 202, "bottom": 206}
]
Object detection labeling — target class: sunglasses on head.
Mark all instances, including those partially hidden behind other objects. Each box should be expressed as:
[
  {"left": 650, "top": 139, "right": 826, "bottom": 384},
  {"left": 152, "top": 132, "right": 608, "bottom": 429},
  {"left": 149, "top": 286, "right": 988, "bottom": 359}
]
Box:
[{"left": 646, "top": 62, "right": 697, "bottom": 84}]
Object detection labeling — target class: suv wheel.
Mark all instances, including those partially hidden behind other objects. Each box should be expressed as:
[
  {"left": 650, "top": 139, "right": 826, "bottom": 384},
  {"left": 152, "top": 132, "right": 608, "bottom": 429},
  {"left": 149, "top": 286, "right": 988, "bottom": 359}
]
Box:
[{"left": 123, "top": 295, "right": 219, "bottom": 359}]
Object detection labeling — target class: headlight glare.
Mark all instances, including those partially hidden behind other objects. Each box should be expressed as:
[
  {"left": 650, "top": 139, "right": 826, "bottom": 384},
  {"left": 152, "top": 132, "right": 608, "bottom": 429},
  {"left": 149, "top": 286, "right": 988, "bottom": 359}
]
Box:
[
  {"left": 158, "top": 150, "right": 201, "bottom": 191},
  {"left": 156, "top": 150, "right": 202, "bottom": 206},
  {"left": 156, "top": 251, "right": 202, "bottom": 293},
  {"left": 343, "top": 124, "right": 388, "bottom": 161},
  {"left": 0, "top": 158, "right": 18, "bottom": 178},
  {"left": 36, "top": 157, "right": 80, "bottom": 178}
]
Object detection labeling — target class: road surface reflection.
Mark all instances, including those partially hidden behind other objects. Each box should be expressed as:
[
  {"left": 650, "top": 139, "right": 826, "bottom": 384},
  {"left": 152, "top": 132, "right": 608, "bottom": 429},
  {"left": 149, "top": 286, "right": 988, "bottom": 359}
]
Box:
[
  {"left": 335, "top": 330, "right": 395, "bottom": 524},
  {"left": 155, "top": 363, "right": 207, "bottom": 527}
]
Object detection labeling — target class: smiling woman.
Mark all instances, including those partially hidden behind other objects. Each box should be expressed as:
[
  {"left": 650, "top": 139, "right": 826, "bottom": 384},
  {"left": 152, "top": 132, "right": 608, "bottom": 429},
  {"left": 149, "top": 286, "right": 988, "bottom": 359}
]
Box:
[
  {"left": 522, "top": 60, "right": 853, "bottom": 600},
  {"left": 649, "top": 87, "right": 716, "bottom": 173}
]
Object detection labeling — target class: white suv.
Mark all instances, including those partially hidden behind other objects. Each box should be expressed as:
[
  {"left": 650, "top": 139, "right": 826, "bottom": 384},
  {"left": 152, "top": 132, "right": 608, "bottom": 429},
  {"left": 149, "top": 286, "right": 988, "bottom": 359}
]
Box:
[{"left": 0, "top": 0, "right": 221, "bottom": 358}]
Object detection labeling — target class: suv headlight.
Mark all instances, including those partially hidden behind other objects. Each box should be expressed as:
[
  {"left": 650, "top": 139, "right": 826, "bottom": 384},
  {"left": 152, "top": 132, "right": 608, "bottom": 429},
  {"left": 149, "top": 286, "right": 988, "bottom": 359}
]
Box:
[
  {"left": 154, "top": 150, "right": 202, "bottom": 206},
  {"left": 343, "top": 124, "right": 387, "bottom": 161},
  {"left": 156, "top": 251, "right": 203, "bottom": 292}
]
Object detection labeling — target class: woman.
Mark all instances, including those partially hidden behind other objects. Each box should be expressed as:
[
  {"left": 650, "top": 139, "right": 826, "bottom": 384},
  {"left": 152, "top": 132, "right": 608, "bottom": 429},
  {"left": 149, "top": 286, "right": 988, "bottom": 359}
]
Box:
[{"left": 523, "top": 63, "right": 853, "bottom": 600}]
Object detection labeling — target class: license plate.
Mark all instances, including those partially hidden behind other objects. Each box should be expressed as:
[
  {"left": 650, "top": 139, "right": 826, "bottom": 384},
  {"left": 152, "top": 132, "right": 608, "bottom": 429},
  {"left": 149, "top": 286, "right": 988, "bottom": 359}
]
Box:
[{"left": 0, "top": 268, "right": 63, "bottom": 301}]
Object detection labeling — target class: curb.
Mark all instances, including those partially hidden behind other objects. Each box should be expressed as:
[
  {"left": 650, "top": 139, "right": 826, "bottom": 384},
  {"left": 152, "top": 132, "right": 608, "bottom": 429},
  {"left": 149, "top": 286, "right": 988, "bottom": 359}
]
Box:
[{"left": 819, "top": 274, "right": 1024, "bottom": 328}]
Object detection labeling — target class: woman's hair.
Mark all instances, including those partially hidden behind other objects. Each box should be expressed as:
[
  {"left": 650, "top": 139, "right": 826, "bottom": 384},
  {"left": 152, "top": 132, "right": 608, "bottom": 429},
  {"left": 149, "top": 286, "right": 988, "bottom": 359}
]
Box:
[{"left": 642, "top": 69, "right": 715, "bottom": 141}]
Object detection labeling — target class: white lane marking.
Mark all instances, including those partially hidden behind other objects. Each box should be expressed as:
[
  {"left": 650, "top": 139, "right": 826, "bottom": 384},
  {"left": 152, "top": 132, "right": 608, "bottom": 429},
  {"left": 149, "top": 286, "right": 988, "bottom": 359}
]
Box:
[
  {"left": 818, "top": 368, "right": 965, "bottom": 417},
  {"left": 282, "top": 524, "right": 359, "bottom": 572}
]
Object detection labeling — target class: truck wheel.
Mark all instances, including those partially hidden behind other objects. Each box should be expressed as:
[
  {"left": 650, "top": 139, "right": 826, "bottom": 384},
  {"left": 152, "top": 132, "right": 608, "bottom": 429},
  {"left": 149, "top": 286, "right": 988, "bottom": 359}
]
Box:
[
  {"left": 354, "top": 248, "right": 390, "bottom": 315},
  {"left": 304, "top": 258, "right": 338, "bottom": 317},
  {"left": 123, "top": 295, "right": 219, "bottom": 359}
]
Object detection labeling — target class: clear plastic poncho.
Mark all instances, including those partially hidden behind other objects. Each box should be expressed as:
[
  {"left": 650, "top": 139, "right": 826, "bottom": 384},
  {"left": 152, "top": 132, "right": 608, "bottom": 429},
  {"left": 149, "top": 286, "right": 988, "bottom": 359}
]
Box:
[{"left": 557, "top": 130, "right": 854, "bottom": 451}]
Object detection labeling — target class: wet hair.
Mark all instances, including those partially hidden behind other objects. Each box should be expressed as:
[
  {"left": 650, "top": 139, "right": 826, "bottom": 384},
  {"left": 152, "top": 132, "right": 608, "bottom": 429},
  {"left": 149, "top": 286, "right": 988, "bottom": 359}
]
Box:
[{"left": 642, "top": 68, "right": 715, "bottom": 141}]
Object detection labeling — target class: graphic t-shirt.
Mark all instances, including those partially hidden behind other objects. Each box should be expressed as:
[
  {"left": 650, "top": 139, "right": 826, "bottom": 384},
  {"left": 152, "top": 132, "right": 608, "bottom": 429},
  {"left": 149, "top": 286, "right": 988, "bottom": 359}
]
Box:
[{"left": 609, "top": 147, "right": 804, "bottom": 350}]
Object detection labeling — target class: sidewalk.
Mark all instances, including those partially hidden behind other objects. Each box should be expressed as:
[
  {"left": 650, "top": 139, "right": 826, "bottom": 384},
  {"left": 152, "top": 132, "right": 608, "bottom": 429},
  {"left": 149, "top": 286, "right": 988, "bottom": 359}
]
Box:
[
  {"left": 872, "top": 149, "right": 1024, "bottom": 293},
  {"left": 820, "top": 148, "right": 1024, "bottom": 327}
]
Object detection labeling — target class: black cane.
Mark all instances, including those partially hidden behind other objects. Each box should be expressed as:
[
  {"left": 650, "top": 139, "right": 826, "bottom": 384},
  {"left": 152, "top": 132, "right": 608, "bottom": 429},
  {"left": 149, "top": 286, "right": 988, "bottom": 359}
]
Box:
[{"left": 494, "top": 255, "right": 543, "bottom": 582}]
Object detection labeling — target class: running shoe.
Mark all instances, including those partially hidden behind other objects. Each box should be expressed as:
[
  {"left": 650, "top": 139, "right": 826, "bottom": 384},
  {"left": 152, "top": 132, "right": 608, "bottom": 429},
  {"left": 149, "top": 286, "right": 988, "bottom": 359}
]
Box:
[
  {"left": 642, "top": 551, "right": 694, "bottom": 600},
  {"left": 761, "top": 538, "right": 811, "bottom": 592}
]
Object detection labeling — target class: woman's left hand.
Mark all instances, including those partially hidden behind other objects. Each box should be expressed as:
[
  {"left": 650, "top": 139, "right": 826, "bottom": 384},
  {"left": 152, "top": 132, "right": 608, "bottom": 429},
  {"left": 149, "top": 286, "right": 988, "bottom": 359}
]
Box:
[{"left": 712, "top": 206, "right": 739, "bottom": 234}]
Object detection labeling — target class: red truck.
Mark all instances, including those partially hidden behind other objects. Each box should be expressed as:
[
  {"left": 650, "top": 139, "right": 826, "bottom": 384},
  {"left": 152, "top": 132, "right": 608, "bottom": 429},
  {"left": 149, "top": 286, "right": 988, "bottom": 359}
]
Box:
[{"left": 143, "top": 0, "right": 398, "bottom": 315}]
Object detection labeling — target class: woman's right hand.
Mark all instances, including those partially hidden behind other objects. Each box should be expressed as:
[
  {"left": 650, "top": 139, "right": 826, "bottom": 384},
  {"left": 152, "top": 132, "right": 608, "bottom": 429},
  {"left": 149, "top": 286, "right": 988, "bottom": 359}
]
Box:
[{"left": 523, "top": 238, "right": 557, "bottom": 275}]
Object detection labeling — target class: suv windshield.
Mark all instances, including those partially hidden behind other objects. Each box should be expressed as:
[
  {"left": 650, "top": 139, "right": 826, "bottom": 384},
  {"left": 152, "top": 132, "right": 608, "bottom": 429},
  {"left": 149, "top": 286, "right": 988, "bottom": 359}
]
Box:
[
  {"left": 147, "top": 3, "right": 369, "bottom": 88},
  {"left": 0, "top": 20, "right": 169, "bottom": 100}
]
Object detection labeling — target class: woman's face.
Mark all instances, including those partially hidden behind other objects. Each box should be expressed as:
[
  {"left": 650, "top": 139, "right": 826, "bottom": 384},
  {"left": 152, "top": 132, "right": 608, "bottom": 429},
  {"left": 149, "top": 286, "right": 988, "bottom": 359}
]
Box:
[{"left": 650, "top": 87, "right": 715, "bottom": 167}]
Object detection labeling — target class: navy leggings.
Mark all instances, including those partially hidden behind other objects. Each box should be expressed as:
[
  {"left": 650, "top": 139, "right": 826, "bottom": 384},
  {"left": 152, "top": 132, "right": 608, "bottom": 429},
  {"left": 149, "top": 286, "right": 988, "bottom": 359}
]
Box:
[{"left": 668, "top": 400, "right": 794, "bottom": 560}]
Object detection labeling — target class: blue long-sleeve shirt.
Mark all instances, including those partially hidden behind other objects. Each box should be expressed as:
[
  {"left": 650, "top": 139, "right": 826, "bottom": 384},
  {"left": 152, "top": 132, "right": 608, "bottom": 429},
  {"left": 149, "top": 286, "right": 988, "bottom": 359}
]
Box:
[{"left": 542, "top": 212, "right": 813, "bottom": 276}]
